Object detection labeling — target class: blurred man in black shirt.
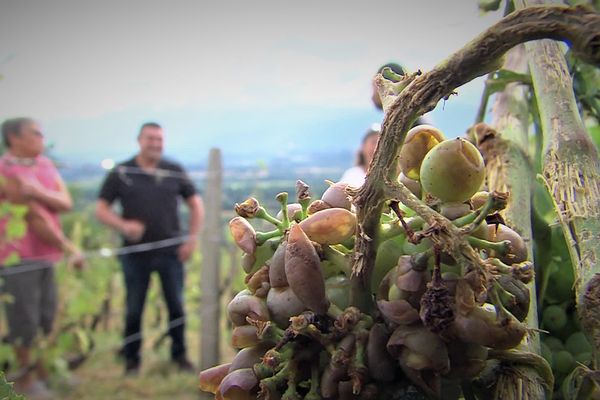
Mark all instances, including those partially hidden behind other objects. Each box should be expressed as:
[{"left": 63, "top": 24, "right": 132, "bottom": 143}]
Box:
[{"left": 96, "top": 122, "right": 204, "bottom": 374}]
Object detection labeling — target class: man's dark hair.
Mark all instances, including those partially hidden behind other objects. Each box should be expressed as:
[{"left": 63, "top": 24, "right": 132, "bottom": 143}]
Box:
[
  {"left": 2, "top": 117, "right": 35, "bottom": 148},
  {"left": 138, "top": 122, "right": 162, "bottom": 138},
  {"left": 377, "top": 62, "right": 406, "bottom": 82}
]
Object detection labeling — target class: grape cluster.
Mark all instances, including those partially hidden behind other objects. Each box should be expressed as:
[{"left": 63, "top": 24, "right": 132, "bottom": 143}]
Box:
[
  {"left": 199, "top": 125, "right": 538, "bottom": 400},
  {"left": 538, "top": 225, "right": 593, "bottom": 398}
]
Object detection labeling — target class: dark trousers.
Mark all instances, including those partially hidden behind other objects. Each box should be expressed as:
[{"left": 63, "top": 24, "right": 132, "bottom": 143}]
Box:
[{"left": 119, "top": 252, "right": 186, "bottom": 363}]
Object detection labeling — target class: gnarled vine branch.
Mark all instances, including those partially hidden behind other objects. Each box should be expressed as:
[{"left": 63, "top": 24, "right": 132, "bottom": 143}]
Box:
[{"left": 351, "top": 5, "right": 600, "bottom": 303}]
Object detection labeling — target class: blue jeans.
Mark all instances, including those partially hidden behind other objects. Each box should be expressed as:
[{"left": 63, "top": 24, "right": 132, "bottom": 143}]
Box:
[{"left": 119, "top": 252, "right": 186, "bottom": 363}]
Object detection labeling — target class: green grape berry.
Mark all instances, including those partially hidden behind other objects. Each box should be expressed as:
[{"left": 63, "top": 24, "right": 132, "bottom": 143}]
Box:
[
  {"left": 542, "top": 335, "right": 565, "bottom": 351},
  {"left": 419, "top": 138, "right": 485, "bottom": 203},
  {"left": 543, "top": 305, "right": 568, "bottom": 332},
  {"left": 540, "top": 341, "right": 553, "bottom": 367},
  {"left": 553, "top": 350, "right": 575, "bottom": 375},
  {"left": 399, "top": 125, "right": 446, "bottom": 180},
  {"left": 574, "top": 352, "right": 592, "bottom": 365},
  {"left": 565, "top": 332, "right": 592, "bottom": 356},
  {"left": 545, "top": 274, "right": 574, "bottom": 305}
]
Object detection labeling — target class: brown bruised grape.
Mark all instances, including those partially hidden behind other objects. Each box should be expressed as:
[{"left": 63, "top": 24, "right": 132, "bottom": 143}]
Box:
[
  {"left": 229, "top": 344, "right": 272, "bottom": 373},
  {"left": 395, "top": 268, "right": 428, "bottom": 309},
  {"left": 234, "top": 198, "right": 260, "bottom": 218},
  {"left": 216, "top": 368, "right": 258, "bottom": 400},
  {"left": 320, "top": 363, "right": 347, "bottom": 399},
  {"left": 398, "top": 172, "right": 422, "bottom": 198},
  {"left": 245, "top": 266, "right": 270, "bottom": 297},
  {"left": 495, "top": 275, "right": 530, "bottom": 322},
  {"left": 377, "top": 299, "right": 420, "bottom": 325},
  {"left": 266, "top": 286, "right": 306, "bottom": 328},
  {"left": 440, "top": 203, "right": 471, "bottom": 220},
  {"left": 445, "top": 341, "right": 488, "bottom": 380},
  {"left": 399, "top": 125, "right": 446, "bottom": 180},
  {"left": 227, "top": 291, "right": 270, "bottom": 326},
  {"left": 231, "top": 325, "right": 260, "bottom": 349},
  {"left": 452, "top": 304, "right": 527, "bottom": 350},
  {"left": 321, "top": 182, "right": 352, "bottom": 210},
  {"left": 276, "top": 203, "right": 303, "bottom": 222},
  {"left": 199, "top": 363, "right": 232, "bottom": 394},
  {"left": 387, "top": 325, "right": 450, "bottom": 373},
  {"left": 419, "top": 138, "right": 485, "bottom": 203},
  {"left": 285, "top": 224, "right": 330, "bottom": 314},
  {"left": 299, "top": 208, "right": 356, "bottom": 245},
  {"left": 307, "top": 199, "right": 331, "bottom": 215},
  {"left": 268, "top": 242, "right": 287, "bottom": 288},
  {"left": 229, "top": 217, "right": 257, "bottom": 255},
  {"left": 487, "top": 224, "right": 528, "bottom": 264},
  {"left": 366, "top": 324, "right": 396, "bottom": 382}
]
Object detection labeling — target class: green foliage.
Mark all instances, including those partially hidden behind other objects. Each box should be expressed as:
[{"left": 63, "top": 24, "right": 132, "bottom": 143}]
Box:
[
  {"left": 478, "top": 0, "right": 502, "bottom": 12},
  {"left": 588, "top": 125, "right": 600, "bottom": 149},
  {"left": 0, "top": 203, "right": 28, "bottom": 265},
  {"left": 566, "top": 50, "right": 600, "bottom": 123},
  {"left": 485, "top": 69, "right": 532, "bottom": 95},
  {"left": 0, "top": 372, "right": 24, "bottom": 400},
  {"left": 4, "top": 218, "right": 26, "bottom": 243}
]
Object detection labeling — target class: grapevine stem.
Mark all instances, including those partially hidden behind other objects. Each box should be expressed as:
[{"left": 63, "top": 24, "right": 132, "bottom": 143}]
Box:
[
  {"left": 276, "top": 192, "right": 291, "bottom": 231},
  {"left": 256, "top": 207, "right": 282, "bottom": 228},
  {"left": 467, "top": 236, "right": 510, "bottom": 255},
  {"left": 256, "top": 229, "right": 283, "bottom": 245}
]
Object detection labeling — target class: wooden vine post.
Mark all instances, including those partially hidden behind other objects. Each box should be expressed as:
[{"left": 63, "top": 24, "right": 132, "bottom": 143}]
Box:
[{"left": 200, "top": 148, "right": 223, "bottom": 393}]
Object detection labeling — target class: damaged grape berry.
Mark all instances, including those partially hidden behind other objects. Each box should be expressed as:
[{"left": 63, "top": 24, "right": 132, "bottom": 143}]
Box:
[{"left": 200, "top": 125, "right": 541, "bottom": 400}]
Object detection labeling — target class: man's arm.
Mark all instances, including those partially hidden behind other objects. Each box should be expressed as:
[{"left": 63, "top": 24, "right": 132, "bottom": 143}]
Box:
[
  {"left": 14, "top": 175, "right": 73, "bottom": 212},
  {"left": 177, "top": 194, "right": 204, "bottom": 262},
  {"left": 95, "top": 199, "right": 145, "bottom": 242}
]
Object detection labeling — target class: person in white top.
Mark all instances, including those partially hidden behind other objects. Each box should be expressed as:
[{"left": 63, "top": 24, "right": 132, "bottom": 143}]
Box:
[{"left": 339, "top": 124, "right": 380, "bottom": 187}]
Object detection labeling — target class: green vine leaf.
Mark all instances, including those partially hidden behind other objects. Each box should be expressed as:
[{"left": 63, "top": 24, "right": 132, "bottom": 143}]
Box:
[
  {"left": 478, "top": 0, "right": 502, "bottom": 12},
  {"left": 485, "top": 69, "right": 532, "bottom": 95},
  {"left": 0, "top": 372, "right": 25, "bottom": 400},
  {"left": 589, "top": 125, "right": 600, "bottom": 149}
]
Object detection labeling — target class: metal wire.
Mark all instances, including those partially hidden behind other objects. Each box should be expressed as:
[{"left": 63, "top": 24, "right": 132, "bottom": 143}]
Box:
[{"left": 0, "top": 234, "right": 196, "bottom": 276}]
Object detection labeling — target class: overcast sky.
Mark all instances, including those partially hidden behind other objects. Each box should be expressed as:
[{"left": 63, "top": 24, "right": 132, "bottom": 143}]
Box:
[{"left": 0, "top": 1, "right": 502, "bottom": 165}]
